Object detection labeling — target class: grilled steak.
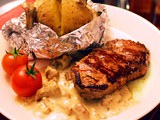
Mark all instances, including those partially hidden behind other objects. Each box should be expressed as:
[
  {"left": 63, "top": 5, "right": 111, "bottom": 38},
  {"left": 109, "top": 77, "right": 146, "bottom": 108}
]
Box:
[{"left": 70, "top": 39, "right": 150, "bottom": 99}]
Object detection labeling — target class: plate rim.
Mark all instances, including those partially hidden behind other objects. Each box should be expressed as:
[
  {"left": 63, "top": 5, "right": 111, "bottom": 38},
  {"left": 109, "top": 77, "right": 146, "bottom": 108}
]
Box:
[{"left": 0, "top": 2, "right": 160, "bottom": 120}]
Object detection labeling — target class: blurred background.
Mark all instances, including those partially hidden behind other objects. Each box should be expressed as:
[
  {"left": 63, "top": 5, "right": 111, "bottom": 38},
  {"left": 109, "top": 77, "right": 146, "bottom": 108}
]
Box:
[
  {"left": 93, "top": 0, "right": 160, "bottom": 29},
  {"left": 0, "top": 0, "right": 13, "bottom": 6}
]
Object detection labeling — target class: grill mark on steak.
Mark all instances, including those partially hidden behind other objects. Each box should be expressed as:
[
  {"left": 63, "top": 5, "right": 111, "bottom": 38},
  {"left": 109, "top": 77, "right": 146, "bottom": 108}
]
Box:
[
  {"left": 83, "top": 49, "right": 145, "bottom": 84},
  {"left": 84, "top": 52, "right": 118, "bottom": 83},
  {"left": 72, "top": 69, "right": 108, "bottom": 90},
  {"left": 70, "top": 39, "right": 150, "bottom": 99}
]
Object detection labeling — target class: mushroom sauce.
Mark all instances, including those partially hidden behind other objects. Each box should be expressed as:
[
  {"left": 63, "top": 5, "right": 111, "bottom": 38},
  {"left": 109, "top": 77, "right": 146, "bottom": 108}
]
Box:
[{"left": 15, "top": 60, "right": 150, "bottom": 120}]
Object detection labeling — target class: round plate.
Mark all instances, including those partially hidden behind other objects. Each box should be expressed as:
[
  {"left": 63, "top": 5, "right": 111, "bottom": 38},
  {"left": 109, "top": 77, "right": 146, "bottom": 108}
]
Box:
[
  {"left": 0, "top": 3, "right": 160, "bottom": 120},
  {"left": 0, "top": 0, "right": 25, "bottom": 15}
]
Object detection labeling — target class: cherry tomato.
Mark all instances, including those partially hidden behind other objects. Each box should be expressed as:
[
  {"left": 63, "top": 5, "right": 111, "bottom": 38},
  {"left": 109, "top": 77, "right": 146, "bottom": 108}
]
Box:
[
  {"left": 1, "top": 48, "right": 28, "bottom": 75},
  {"left": 11, "top": 63, "right": 42, "bottom": 97}
]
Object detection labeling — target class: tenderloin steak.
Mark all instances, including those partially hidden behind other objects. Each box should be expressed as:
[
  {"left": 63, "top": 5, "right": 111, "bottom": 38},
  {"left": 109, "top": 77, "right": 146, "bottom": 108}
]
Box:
[{"left": 70, "top": 39, "right": 150, "bottom": 99}]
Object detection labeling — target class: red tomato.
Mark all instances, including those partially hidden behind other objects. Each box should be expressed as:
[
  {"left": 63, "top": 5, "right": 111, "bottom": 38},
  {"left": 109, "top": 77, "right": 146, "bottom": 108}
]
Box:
[
  {"left": 1, "top": 48, "right": 28, "bottom": 75},
  {"left": 11, "top": 63, "right": 42, "bottom": 97}
]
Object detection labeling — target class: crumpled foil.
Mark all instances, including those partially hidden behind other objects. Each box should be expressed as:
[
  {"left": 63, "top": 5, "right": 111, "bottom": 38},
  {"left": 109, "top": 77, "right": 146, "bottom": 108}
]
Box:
[{"left": 2, "top": 0, "right": 108, "bottom": 59}]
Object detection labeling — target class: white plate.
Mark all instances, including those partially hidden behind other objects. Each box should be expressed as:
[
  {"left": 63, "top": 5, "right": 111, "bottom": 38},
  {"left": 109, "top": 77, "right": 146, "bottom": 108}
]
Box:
[
  {"left": 0, "top": 3, "right": 160, "bottom": 120},
  {"left": 0, "top": 0, "right": 25, "bottom": 15}
]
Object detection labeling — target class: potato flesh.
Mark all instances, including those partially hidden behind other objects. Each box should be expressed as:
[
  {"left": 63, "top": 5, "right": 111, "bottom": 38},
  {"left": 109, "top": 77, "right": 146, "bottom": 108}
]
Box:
[
  {"left": 36, "top": 0, "right": 95, "bottom": 36},
  {"left": 34, "top": 0, "right": 47, "bottom": 8},
  {"left": 60, "top": 0, "right": 93, "bottom": 35},
  {"left": 37, "top": 0, "right": 61, "bottom": 34}
]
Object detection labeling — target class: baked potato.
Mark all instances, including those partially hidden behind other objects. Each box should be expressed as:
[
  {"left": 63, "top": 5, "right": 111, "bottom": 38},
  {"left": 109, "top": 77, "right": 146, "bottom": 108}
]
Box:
[
  {"left": 37, "top": 0, "right": 61, "bottom": 34},
  {"left": 34, "top": 0, "right": 46, "bottom": 8},
  {"left": 35, "top": 0, "right": 96, "bottom": 36},
  {"left": 60, "top": 0, "right": 94, "bottom": 35}
]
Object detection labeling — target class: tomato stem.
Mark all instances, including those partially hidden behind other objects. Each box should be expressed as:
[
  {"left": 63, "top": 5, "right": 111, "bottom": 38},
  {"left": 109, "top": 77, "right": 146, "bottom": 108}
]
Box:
[
  {"left": 6, "top": 48, "right": 23, "bottom": 58},
  {"left": 26, "top": 62, "right": 38, "bottom": 79}
]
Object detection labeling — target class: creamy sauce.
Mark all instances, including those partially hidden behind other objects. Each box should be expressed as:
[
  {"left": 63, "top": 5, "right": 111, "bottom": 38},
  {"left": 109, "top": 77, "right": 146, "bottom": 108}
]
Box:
[{"left": 16, "top": 65, "right": 150, "bottom": 120}]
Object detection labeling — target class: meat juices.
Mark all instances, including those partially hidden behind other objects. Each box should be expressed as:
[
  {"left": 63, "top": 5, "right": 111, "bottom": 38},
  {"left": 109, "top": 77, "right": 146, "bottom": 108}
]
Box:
[{"left": 70, "top": 39, "right": 150, "bottom": 99}]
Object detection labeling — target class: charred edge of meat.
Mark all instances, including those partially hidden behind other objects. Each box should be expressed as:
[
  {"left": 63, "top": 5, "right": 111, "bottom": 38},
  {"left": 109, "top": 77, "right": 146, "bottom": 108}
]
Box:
[
  {"left": 71, "top": 43, "right": 104, "bottom": 61},
  {"left": 72, "top": 69, "right": 108, "bottom": 90}
]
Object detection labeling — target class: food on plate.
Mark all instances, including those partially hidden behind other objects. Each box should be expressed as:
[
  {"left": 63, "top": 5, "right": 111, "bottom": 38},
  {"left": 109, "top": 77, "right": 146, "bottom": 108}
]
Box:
[
  {"left": 2, "top": 0, "right": 106, "bottom": 59},
  {"left": 44, "top": 65, "right": 59, "bottom": 81},
  {"left": 11, "top": 62, "right": 42, "bottom": 97},
  {"left": 34, "top": 0, "right": 48, "bottom": 8},
  {"left": 0, "top": 38, "right": 150, "bottom": 119},
  {"left": 0, "top": 0, "right": 151, "bottom": 119},
  {"left": 37, "top": 0, "right": 61, "bottom": 34},
  {"left": 72, "top": 103, "right": 90, "bottom": 120},
  {"left": 15, "top": 57, "right": 134, "bottom": 119},
  {"left": 1, "top": 48, "right": 28, "bottom": 75},
  {"left": 35, "top": 66, "right": 61, "bottom": 101},
  {"left": 22, "top": 2, "right": 37, "bottom": 29},
  {"left": 51, "top": 54, "right": 73, "bottom": 69},
  {"left": 22, "top": 49, "right": 141, "bottom": 119},
  {"left": 36, "top": 0, "right": 96, "bottom": 35},
  {"left": 101, "top": 85, "right": 132, "bottom": 115},
  {"left": 60, "top": 0, "right": 94, "bottom": 35},
  {"left": 70, "top": 39, "right": 150, "bottom": 99}
]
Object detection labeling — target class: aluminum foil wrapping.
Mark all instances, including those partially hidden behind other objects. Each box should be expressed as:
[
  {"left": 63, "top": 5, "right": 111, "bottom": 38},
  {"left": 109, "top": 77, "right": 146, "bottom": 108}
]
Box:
[{"left": 2, "top": 1, "right": 108, "bottom": 59}]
